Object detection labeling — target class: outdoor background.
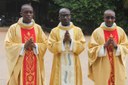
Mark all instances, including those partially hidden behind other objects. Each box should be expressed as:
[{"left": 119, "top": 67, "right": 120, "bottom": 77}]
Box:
[
  {"left": 0, "top": 0, "right": 128, "bottom": 85},
  {"left": 0, "top": 28, "right": 128, "bottom": 85},
  {"left": 0, "top": 0, "right": 128, "bottom": 34}
]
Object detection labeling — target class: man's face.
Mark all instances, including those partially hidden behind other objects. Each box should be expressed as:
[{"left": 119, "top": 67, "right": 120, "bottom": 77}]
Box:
[
  {"left": 59, "top": 10, "right": 71, "bottom": 26},
  {"left": 104, "top": 12, "right": 115, "bottom": 27},
  {"left": 20, "top": 5, "right": 33, "bottom": 23}
]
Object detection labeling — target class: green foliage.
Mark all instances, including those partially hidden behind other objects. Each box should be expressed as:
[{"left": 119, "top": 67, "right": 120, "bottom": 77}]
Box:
[
  {"left": 53, "top": 0, "right": 115, "bottom": 34},
  {"left": 52, "top": 0, "right": 128, "bottom": 35},
  {"left": 123, "top": 0, "right": 128, "bottom": 8}
]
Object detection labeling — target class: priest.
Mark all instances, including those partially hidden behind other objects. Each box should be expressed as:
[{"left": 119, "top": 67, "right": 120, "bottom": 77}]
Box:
[
  {"left": 48, "top": 8, "right": 86, "bottom": 85},
  {"left": 88, "top": 9, "right": 128, "bottom": 85},
  {"left": 4, "top": 4, "right": 47, "bottom": 85}
]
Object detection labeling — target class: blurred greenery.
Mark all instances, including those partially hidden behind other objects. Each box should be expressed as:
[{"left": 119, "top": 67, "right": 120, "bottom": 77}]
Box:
[
  {"left": 2, "top": 0, "right": 128, "bottom": 34},
  {"left": 50, "top": 0, "right": 128, "bottom": 35}
]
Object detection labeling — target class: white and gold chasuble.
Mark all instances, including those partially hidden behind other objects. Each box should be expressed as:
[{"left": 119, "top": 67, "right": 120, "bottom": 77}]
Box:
[{"left": 48, "top": 22, "right": 86, "bottom": 85}]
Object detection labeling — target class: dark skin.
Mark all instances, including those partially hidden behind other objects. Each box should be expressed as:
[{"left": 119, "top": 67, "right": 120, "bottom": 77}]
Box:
[
  {"left": 103, "top": 10, "right": 117, "bottom": 49},
  {"left": 20, "top": 4, "right": 35, "bottom": 50},
  {"left": 59, "top": 8, "right": 71, "bottom": 43},
  {"left": 20, "top": 4, "right": 34, "bottom": 23},
  {"left": 104, "top": 37, "right": 117, "bottom": 49},
  {"left": 104, "top": 10, "right": 115, "bottom": 27},
  {"left": 63, "top": 31, "right": 71, "bottom": 43},
  {"left": 24, "top": 38, "right": 36, "bottom": 50}
]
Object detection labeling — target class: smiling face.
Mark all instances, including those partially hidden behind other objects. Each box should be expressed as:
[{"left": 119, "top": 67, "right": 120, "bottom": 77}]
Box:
[
  {"left": 104, "top": 10, "right": 115, "bottom": 27},
  {"left": 20, "top": 4, "right": 34, "bottom": 23},
  {"left": 59, "top": 8, "right": 71, "bottom": 26}
]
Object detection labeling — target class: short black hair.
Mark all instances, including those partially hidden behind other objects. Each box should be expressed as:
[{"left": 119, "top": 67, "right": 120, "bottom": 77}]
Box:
[
  {"left": 21, "top": 4, "right": 33, "bottom": 12},
  {"left": 104, "top": 9, "right": 115, "bottom": 16},
  {"left": 59, "top": 8, "right": 70, "bottom": 14}
]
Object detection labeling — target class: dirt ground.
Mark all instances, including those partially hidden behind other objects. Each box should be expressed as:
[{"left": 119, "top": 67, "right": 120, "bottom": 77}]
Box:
[{"left": 0, "top": 27, "right": 128, "bottom": 85}]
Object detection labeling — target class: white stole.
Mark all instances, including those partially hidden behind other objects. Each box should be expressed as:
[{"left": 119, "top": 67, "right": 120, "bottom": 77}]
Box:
[{"left": 60, "top": 29, "right": 76, "bottom": 85}]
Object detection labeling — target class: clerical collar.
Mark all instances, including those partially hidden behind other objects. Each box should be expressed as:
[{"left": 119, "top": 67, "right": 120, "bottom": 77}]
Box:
[
  {"left": 22, "top": 21, "right": 33, "bottom": 26},
  {"left": 60, "top": 22, "right": 71, "bottom": 27},
  {"left": 103, "top": 22, "right": 116, "bottom": 29},
  {"left": 100, "top": 22, "right": 117, "bottom": 31},
  {"left": 58, "top": 22, "right": 74, "bottom": 30},
  {"left": 18, "top": 17, "right": 35, "bottom": 29}
]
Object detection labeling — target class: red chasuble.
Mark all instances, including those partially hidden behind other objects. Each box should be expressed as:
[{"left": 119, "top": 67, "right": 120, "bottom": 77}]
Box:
[
  {"left": 104, "top": 28, "right": 118, "bottom": 85},
  {"left": 21, "top": 27, "right": 37, "bottom": 85}
]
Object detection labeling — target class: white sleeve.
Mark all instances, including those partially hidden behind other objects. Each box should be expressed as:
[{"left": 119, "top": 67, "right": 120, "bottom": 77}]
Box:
[
  {"left": 33, "top": 43, "right": 38, "bottom": 56},
  {"left": 20, "top": 44, "right": 25, "bottom": 56},
  {"left": 62, "top": 39, "right": 73, "bottom": 52},
  {"left": 98, "top": 45, "right": 107, "bottom": 57},
  {"left": 115, "top": 46, "right": 121, "bottom": 56}
]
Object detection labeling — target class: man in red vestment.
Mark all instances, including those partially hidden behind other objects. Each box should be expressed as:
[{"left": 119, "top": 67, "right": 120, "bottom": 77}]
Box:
[
  {"left": 88, "top": 9, "right": 128, "bottom": 85},
  {"left": 4, "top": 4, "right": 47, "bottom": 85}
]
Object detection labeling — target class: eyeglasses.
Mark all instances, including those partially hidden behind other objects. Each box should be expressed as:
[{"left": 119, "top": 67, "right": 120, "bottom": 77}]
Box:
[
  {"left": 60, "top": 14, "right": 70, "bottom": 18},
  {"left": 105, "top": 16, "right": 115, "bottom": 19}
]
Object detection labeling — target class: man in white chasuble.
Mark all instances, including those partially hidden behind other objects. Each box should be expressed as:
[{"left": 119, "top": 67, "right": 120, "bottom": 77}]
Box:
[{"left": 48, "top": 8, "right": 86, "bottom": 85}]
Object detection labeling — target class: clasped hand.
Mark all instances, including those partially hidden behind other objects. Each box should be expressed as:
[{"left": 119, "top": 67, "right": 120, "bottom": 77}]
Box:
[
  {"left": 104, "top": 37, "right": 117, "bottom": 49},
  {"left": 63, "top": 31, "right": 71, "bottom": 43},
  {"left": 24, "top": 38, "right": 36, "bottom": 50}
]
